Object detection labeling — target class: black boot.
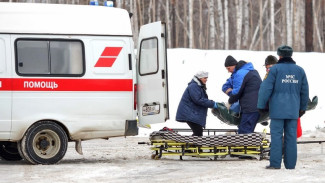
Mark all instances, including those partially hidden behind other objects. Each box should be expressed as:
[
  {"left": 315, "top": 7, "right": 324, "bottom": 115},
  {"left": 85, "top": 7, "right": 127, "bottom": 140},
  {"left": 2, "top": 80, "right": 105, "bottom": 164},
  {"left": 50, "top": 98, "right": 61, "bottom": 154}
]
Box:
[{"left": 265, "top": 165, "right": 280, "bottom": 169}]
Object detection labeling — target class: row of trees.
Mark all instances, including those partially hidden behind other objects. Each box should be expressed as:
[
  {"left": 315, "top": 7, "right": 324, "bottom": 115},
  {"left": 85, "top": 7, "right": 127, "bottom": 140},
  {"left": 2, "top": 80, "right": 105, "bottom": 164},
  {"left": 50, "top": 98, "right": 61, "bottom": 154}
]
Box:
[
  {"left": 3, "top": 0, "right": 325, "bottom": 52},
  {"left": 121, "top": 0, "right": 324, "bottom": 52}
]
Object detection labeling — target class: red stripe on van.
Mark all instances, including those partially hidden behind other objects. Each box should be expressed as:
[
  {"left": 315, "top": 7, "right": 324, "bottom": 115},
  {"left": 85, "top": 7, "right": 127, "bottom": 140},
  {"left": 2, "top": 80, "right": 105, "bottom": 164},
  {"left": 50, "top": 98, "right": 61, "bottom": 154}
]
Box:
[
  {"left": 94, "top": 57, "right": 116, "bottom": 67},
  {"left": 100, "top": 47, "right": 122, "bottom": 57},
  {"left": 0, "top": 78, "right": 133, "bottom": 91},
  {"left": 0, "top": 78, "right": 11, "bottom": 90}
]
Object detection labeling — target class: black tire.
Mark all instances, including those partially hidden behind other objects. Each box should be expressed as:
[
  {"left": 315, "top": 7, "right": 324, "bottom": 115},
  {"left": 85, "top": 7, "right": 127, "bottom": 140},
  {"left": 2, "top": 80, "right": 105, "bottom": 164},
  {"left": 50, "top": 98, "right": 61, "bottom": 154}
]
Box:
[
  {"left": 20, "top": 121, "right": 68, "bottom": 165},
  {"left": 17, "top": 140, "right": 27, "bottom": 162},
  {"left": 0, "top": 142, "right": 23, "bottom": 161}
]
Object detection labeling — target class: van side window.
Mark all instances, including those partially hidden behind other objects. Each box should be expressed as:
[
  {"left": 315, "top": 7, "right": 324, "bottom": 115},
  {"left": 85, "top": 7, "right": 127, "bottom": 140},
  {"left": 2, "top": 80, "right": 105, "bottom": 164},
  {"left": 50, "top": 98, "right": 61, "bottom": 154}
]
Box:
[
  {"left": 139, "top": 37, "right": 158, "bottom": 75},
  {"left": 15, "top": 39, "right": 85, "bottom": 76}
]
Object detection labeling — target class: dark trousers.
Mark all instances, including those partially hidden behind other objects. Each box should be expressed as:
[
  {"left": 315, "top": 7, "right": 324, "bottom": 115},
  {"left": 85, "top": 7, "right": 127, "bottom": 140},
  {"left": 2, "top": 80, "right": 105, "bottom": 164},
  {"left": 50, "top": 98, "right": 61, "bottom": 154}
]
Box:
[
  {"left": 238, "top": 112, "right": 260, "bottom": 134},
  {"left": 270, "top": 119, "right": 297, "bottom": 169},
  {"left": 186, "top": 122, "right": 203, "bottom": 136}
]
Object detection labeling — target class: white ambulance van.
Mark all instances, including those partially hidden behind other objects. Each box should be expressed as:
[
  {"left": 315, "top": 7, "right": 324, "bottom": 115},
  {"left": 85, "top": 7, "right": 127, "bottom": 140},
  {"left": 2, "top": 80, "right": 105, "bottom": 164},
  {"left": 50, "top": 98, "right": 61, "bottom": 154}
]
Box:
[{"left": 0, "top": 3, "right": 169, "bottom": 164}]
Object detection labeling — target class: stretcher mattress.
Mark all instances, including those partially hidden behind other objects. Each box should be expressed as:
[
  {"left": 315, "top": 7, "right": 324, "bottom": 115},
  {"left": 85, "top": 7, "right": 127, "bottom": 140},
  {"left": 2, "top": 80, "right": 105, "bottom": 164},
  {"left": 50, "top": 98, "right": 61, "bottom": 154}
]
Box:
[{"left": 150, "top": 131, "right": 263, "bottom": 147}]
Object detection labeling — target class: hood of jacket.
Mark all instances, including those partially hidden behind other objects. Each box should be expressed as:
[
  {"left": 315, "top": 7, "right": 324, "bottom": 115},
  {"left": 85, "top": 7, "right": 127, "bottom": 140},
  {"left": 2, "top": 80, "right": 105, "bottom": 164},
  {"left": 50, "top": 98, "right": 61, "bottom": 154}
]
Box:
[
  {"left": 235, "top": 61, "right": 255, "bottom": 72},
  {"left": 189, "top": 76, "right": 207, "bottom": 90}
]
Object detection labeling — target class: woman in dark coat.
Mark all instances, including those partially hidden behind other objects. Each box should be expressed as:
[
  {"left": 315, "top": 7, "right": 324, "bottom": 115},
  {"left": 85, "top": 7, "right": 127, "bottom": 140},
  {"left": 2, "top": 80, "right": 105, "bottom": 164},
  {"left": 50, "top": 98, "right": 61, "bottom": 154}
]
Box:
[{"left": 176, "top": 71, "right": 218, "bottom": 136}]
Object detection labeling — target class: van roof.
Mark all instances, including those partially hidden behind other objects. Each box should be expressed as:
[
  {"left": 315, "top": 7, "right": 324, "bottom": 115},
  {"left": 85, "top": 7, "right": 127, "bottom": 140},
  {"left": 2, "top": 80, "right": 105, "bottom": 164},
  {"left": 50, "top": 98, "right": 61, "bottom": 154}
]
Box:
[{"left": 0, "top": 3, "right": 133, "bottom": 36}]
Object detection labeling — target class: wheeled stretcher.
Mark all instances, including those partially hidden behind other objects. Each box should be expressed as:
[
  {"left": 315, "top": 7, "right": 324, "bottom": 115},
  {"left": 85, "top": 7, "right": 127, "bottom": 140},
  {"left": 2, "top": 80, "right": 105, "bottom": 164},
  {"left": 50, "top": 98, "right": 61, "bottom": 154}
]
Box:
[{"left": 147, "top": 129, "right": 270, "bottom": 160}]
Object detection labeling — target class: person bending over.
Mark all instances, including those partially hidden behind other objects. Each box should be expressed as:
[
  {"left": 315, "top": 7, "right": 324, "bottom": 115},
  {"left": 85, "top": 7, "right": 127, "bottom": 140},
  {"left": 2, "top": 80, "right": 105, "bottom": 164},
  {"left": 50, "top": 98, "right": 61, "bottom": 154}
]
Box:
[{"left": 176, "top": 71, "right": 218, "bottom": 136}]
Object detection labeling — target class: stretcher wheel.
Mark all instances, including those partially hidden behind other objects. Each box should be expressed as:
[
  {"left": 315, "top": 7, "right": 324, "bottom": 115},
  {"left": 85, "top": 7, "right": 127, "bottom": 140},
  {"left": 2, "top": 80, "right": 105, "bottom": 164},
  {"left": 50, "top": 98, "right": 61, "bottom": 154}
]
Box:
[{"left": 151, "top": 154, "right": 160, "bottom": 160}]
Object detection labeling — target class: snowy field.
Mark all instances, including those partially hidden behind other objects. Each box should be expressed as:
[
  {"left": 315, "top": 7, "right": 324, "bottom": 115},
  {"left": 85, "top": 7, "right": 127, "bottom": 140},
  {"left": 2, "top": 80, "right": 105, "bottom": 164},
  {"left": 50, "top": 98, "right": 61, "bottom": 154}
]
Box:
[
  {"left": 141, "top": 48, "right": 324, "bottom": 135},
  {"left": 1, "top": 49, "right": 325, "bottom": 183}
]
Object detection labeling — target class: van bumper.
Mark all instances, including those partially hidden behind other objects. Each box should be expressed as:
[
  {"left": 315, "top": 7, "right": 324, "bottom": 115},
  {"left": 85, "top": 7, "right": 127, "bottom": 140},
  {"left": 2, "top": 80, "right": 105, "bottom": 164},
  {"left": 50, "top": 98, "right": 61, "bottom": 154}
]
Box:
[{"left": 125, "top": 120, "right": 138, "bottom": 136}]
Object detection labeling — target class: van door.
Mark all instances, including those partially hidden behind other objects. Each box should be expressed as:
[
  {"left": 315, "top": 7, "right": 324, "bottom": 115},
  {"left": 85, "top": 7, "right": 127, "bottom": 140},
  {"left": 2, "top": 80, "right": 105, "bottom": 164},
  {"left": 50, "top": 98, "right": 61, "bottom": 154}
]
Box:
[
  {"left": 136, "top": 21, "right": 169, "bottom": 125},
  {"left": 0, "top": 35, "right": 12, "bottom": 139}
]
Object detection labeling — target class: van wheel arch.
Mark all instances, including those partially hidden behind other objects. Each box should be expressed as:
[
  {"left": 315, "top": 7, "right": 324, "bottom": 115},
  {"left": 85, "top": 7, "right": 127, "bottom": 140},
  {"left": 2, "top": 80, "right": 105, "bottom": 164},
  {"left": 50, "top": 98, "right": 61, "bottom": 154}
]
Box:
[{"left": 33, "top": 120, "right": 71, "bottom": 141}]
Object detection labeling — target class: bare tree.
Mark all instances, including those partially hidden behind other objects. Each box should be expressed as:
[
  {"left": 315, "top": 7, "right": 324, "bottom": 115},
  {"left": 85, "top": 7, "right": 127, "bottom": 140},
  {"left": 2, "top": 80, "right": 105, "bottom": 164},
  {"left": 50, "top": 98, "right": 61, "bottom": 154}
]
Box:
[
  {"left": 286, "top": 0, "right": 293, "bottom": 46},
  {"left": 305, "top": 0, "right": 313, "bottom": 51},
  {"left": 152, "top": 0, "right": 155, "bottom": 22},
  {"left": 147, "top": 0, "right": 152, "bottom": 23},
  {"left": 174, "top": 2, "right": 190, "bottom": 48},
  {"left": 224, "top": 0, "right": 229, "bottom": 50},
  {"left": 270, "top": 0, "right": 275, "bottom": 50},
  {"left": 293, "top": 0, "right": 300, "bottom": 51},
  {"left": 205, "top": 0, "right": 210, "bottom": 49},
  {"left": 136, "top": 0, "right": 143, "bottom": 27},
  {"left": 130, "top": 0, "right": 139, "bottom": 48},
  {"left": 5, "top": 0, "right": 325, "bottom": 52},
  {"left": 242, "top": 0, "right": 249, "bottom": 49},
  {"left": 188, "top": 0, "right": 194, "bottom": 48},
  {"left": 235, "top": 0, "right": 242, "bottom": 49},
  {"left": 166, "top": 0, "right": 172, "bottom": 48},
  {"left": 115, "top": 0, "right": 122, "bottom": 8},
  {"left": 199, "top": 0, "right": 203, "bottom": 49},
  {"left": 183, "top": 0, "right": 188, "bottom": 48},
  {"left": 249, "top": 0, "right": 254, "bottom": 45},
  {"left": 174, "top": 0, "right": 179, "bottom": 48},
  {"left": 217, "top": 0, "right": 225, "bottom": 49},
  {"left": 209, "top": 0, "right": 215, "bottom": 49},
  {"left": 157, "top": 0, "right": 161, "bottom": 21},
  {"left": 249, "top": 1, "right": 267, "bottom": 50},
  {"left": 299, "top": 0, "right": 306, "bottom": 51},
  {"left": 322, "top": 0, "right": 325, "bottom": 51},
  {"left": 259, "top": 0, "right": 263, "bottom": 50},
  {"left": 280, "top": 1, "right": 286, "bottom": 45},
  {"left": 313, "top": 0, "right": 323, "bottom": 52},
  {"left": 171, "top": 0, "right": 176, "bottom": 47}
]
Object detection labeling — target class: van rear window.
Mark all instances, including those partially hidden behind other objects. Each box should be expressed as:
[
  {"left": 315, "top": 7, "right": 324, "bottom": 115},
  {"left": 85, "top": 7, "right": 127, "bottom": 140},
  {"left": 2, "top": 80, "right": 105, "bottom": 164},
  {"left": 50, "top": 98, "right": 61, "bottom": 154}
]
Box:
[
  {"left": 138, "top": 37, "right": 158, "bottom": 76},
  {"left": 15, "top": 39, "right": 85, "bottom": 76}
]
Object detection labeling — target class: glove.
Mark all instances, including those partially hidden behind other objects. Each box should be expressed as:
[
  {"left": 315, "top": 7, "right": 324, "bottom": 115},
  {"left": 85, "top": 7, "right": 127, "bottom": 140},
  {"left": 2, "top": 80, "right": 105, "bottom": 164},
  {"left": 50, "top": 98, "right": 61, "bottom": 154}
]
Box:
[
  {"left": 225, "top": 102, "right": 231, "bottom": 110},
  {"left": 213, "top": 102, "right": 218, "bottom": 109},
  {"left": 299, "top": 110, "right": 305, "bottom": 117}
]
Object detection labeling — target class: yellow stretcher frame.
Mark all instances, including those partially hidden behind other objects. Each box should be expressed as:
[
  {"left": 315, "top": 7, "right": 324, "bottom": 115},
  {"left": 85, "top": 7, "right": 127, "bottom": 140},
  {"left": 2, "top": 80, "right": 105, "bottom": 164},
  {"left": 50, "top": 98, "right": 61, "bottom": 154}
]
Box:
[{"left": 150, "top": 139, "right": 270, "bottom": 161}]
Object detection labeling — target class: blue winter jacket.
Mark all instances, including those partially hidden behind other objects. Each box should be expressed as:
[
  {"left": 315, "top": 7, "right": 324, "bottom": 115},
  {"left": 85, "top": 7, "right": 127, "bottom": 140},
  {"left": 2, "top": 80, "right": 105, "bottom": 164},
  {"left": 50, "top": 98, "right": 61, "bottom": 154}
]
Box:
[
  {"left": 176, "top": 77, "right": 215, "bottom": 127},
  {"left": 257, "top": 57, "right": 309, "bottom": 119},
  {"left": 222, "top": 61, "right": 262, "bottom": 113}
]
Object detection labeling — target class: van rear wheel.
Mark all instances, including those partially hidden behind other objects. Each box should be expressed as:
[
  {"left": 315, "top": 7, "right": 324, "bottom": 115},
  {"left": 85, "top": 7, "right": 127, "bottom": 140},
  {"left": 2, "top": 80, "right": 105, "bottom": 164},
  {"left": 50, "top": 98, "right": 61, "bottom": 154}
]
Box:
[
  {"left": 0, "top": 142, "right": 23, "bottom": 161},
  {"left": 20, "top": 121, "right": 68, "bottom": 165}
]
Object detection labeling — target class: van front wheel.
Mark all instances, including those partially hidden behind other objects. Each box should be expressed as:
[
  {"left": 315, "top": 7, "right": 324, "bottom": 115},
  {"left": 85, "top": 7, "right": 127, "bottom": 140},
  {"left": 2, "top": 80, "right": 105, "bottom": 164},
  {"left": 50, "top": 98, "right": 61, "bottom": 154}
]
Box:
[{"left": 20, "top": 121, "right": 68, "bottom": 165}]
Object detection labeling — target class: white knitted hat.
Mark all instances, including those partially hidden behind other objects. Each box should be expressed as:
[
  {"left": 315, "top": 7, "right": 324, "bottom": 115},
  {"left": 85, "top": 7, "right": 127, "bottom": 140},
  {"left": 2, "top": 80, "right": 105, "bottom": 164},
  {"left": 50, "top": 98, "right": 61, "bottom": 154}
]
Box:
[{"left": 195, "top": 71, "right": 209, "bottom": 78}]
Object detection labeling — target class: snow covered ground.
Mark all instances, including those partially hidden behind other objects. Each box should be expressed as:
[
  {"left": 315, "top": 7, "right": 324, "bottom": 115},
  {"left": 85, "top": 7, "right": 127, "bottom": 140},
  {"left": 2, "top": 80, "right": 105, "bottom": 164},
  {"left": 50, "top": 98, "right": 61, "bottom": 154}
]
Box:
[
  {"left": 1, "top": 49, "right": 325, "bottom": 183},
  {"left": 1, "top": 133, "right": 325, "bottom": 183}
]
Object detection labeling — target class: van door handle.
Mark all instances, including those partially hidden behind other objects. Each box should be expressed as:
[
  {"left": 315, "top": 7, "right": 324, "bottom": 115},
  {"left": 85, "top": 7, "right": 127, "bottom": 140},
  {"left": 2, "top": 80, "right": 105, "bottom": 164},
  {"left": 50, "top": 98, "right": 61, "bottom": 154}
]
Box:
[{"left": 18, "top": 62, "right": 23, "bottom": 67}]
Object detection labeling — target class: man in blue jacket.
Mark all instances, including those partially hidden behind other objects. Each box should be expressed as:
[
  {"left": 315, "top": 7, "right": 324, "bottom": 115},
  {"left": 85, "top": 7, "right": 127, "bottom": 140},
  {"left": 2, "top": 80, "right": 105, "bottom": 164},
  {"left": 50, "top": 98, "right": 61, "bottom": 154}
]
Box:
[
  {"left": 222, "top": 56, "right": 262, "bottom": 134},
  {"left": 176, "top": 71, "right": 218, "bottom": 136},
  {"left": 257, "top": 45, "right": 309, "bottom": 169}
]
